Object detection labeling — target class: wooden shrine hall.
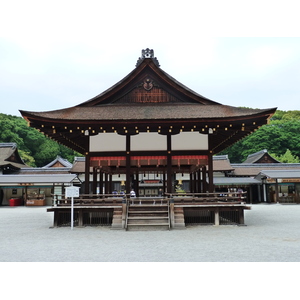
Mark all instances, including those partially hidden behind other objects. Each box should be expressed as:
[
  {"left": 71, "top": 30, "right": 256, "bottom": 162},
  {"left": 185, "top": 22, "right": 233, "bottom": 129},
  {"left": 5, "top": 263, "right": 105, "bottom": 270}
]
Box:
[{"left": 20, "top": 49, "right": 276, "bottom": 229}]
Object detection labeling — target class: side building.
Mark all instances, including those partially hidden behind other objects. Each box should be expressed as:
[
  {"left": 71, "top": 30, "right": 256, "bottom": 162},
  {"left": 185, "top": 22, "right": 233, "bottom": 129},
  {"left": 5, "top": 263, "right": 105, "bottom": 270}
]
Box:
[{"left": 0, "top": 144, "right": 78, "bottom": 206}]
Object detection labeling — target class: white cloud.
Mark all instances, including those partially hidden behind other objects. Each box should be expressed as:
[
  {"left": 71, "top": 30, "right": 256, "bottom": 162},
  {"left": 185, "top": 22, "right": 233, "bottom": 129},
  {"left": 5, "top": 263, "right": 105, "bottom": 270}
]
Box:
[{"left": 1, "top": 1, "right": 300, "bottom": 115}]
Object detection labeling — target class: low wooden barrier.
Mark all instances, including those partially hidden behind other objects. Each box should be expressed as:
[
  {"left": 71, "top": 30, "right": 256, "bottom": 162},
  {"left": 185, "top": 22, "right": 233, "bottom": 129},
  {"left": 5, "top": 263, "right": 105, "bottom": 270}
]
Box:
[
  {"left": 47, "top": 192, "right": 250, "bottom": 228},
  {"left": 166, "top": 192, "right": 247, "bottom": 205},
  {"left": 51, "top": 193, "right": 126, "bottom": 206}
]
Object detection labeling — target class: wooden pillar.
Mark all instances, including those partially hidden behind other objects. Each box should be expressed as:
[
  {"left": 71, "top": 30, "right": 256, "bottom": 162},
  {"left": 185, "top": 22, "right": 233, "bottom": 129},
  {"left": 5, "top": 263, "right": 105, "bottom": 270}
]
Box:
[
  {"left": 134, "top": 171, "right": 139, "bottom": 197},
  {"left": 170, "top": 198, "right": 175, "bottom": 228},
  {"left": 208, "top": 152, "right": 214, "bottom": 193},
  {"left": 92, "top": 167, "right": 97, "bottom": 194},
  {"left": 121, "top": 198, "right": 127, "bottom": 229},
  {"left": 85, "top": 154, "right": 90, "bottom": 194},
  {"left": 167, "top": 134, "right": 172, "bottom": 194},
  {"left": 275, "top": 179, "right": 279, "bottom": 203},
  {"left": 202, "top": 165, "right": 207, "bottom": 193},
  {"left": 99, "top": 169, "right": 103, "bottom": 194},
  {"left": 239, "top": 208, "right": 245, "bottom": 225},
  {"left": 53, "top": 211, "right": 58, "bottom": 227},
  {"left": 193, "top": 172, "right": 197, "bottom": 193},
  {"left": 126, "top": 135, "right": 131, "bottom": 195},
  {"left": 197, "top": 169, "right": 201, "bottom": 193},
  {"left": 104, "top": 172, "right": 109, "bottom": 194},
  {"left": 214, "top": 208, "right": 219, "bottom": 226},
  {"left": 163, "top": 171, "right": 166, "bottom": 195},
  {"left": 189, "top": 173, "right": 193, "bottom": 193},
  {"left": 78, "top": 209, "right": 83, "bottom": 227},
  {"left": 109, "top": 173, "right": 113, "bottom": 194},
  {"left": 263, "top": 182, "right": 267, "bottom": 202}
]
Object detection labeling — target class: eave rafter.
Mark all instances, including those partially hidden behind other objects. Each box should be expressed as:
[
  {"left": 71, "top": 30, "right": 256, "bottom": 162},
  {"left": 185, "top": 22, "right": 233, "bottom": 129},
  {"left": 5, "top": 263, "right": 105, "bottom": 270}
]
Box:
[{"left": 25, "top": 110, "right": 269, "bottom": 156}]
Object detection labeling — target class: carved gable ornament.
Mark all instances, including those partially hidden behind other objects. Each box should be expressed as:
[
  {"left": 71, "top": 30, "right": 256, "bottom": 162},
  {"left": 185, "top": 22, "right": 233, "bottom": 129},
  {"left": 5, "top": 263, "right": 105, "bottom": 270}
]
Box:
[{"left": 136, "top": 48, "right": 160, "bottom": 67}]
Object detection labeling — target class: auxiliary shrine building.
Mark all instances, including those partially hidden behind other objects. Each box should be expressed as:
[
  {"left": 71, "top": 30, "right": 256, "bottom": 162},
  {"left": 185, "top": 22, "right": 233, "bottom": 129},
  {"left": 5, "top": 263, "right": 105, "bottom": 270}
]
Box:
[{"left": 19, "top": 49, "right": 277, "bottom": 229}]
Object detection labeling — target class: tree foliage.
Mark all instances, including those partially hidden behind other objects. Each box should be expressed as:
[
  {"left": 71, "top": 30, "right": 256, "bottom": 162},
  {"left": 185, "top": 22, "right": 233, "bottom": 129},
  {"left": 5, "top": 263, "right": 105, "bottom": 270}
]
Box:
[
  {"left": 270, "top": 149, "right": 300, "bottom": 163},
  {"left": 219, "top": 110, "right": 300, "bottom": 163},
  {"left": 0, "top": 113, "right": 81, "bottom": 167}
]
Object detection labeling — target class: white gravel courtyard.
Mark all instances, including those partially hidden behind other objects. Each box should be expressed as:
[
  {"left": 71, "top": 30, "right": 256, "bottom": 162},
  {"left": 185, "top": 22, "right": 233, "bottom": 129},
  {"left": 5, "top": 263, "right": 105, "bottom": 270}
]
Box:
[{"left": 1, "top": 204, "right": 300, "bottom": 262}]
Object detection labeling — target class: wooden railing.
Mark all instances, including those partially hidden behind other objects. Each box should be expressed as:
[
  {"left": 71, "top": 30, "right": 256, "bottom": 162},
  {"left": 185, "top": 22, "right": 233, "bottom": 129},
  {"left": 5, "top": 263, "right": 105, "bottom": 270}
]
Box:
[
  {"left": 128, "top": 197, "right": 169, "bottom": 205},
  {"left": 165, "top": 192, "right": 247, "bottom": 204},
  {"left": 51, "top": 193, "right": 127, "bottom": 206},
  {"left": 51, "top": 191, "right": 247, "bottom": 207}
]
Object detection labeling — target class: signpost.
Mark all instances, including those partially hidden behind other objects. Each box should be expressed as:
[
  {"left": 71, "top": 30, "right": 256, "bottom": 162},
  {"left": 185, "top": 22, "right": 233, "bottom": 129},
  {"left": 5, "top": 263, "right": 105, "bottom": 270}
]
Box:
[{"left": 65, "top": 186, "right": 80, "bottom": 230}]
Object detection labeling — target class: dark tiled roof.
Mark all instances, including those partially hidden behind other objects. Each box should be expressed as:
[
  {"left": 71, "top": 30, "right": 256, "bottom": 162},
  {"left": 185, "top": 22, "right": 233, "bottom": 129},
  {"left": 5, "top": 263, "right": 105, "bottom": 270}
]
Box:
[
  {"left": 243, "top": 149, "right": 280, "bottom": 164},
  {"left": 231, "top": 163, "right": 300, "bottom": 176},
  {"left": 256, "top": 169, "right": 300, "bottom": 179},
  {"left": 42, "top": 155, "right": 72, "bottom": 168},
  {"left": 213, "top": 155, "right": 234, "bottom": 171},
  {"left": 0, "top": 143, "right": 29, "bottom": 169},
  {"left": 20, "top": 104, "right": 274, "bottom": 122}
]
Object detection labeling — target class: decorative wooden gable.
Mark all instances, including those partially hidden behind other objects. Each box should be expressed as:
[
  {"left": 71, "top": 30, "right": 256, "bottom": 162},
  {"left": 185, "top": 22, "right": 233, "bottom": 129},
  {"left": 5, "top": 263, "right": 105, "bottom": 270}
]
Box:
[
  {"left": 109, "top": 75, "right": 189, "bottom": 104},
  {"left": 79, "top": 48, "right": 217, "bottom": 107}
]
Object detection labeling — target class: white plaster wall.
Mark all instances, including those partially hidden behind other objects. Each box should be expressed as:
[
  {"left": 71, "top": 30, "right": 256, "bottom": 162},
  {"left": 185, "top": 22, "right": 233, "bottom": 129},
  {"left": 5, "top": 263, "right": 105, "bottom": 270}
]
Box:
[
  {"left": 90, "top": 133, "right": 126, "bottom": 152},
  {"left": 172, "top": 132, "right": 208, "bottom": 150},
  {"left": 131, "top": 133, "right": 167, "bottom": 151}
]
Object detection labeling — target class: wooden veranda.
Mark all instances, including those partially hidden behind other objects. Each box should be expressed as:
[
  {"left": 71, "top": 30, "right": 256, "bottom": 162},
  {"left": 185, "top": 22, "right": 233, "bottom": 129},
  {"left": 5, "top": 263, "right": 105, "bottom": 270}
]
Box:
[{"left": 47, "top": 191, "right": 250, "bottom": 229}]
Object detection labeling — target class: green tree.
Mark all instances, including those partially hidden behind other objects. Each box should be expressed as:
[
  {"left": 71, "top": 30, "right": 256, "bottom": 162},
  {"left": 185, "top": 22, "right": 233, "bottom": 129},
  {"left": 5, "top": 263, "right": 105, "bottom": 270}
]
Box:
[
  {"left": 0, "top": 113, "right": 81, "bottom": 167},
  {"left": 271, "top": 149, "right": 300, "bottom": 163}
]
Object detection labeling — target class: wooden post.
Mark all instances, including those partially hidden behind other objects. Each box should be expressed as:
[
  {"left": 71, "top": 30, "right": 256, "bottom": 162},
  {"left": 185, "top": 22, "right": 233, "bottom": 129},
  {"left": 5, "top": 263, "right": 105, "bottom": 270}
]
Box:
[
  {"left": 92, "top": 167, "right": 97, "bottom": 194},
  {"left": 78, "top": 209, "right": 83, "bottom": 227},
  {"left": 275, "top": 179, "right": 279, "bottom": 203},
  {"left": 208, "top": 152, "right": 214, "bottom": 193},
  {"left": 85, "top": 154, "right": 90, "bottom": 194},
  {"left": 135, "top": 171, "right": 139, "bottom": 197},
  {"left": 104, "top": 172, "right": 109, "bottom": 194},
  {"left": 109, "top": 173, "right": 113, "bottom": 194},
  {"left": 167, "top": 134, "right": 172, "bottom": 194},
  {"left": 170, "top": 197, "right": 175, "bottom": 228},
  {"left": 163, "top": 171, "right": 166, "bottom": 195},
  {"left": 193, "top": 172, "right": 197, "bottom": 193},
  {"left": 99, "top": 169, "right": 103, "bottom": 194},
  {"left": 122, "top": 197, "right": 127, "bottom": 229},
  {"left": 126, "top": 135, "right": 131, "bottom": 195},
  {"left": 197, "top": 169, "right": 201, "bottom": 193},
  {"left": 202, "top": 165, "right": 207, "bottom": 192},
  {"left": 53, "top": 211, "right": 58, "bottom": 227},
  {"left": 214, "top": 208, "right": 220, "bottom": 226},
  {"left": 239, "top": 208, "right": 245, "bottom": 225}
]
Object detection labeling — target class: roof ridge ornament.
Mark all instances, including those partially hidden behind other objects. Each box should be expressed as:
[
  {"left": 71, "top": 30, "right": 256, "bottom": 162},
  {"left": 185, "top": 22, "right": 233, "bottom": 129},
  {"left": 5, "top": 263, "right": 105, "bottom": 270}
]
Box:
[{"left": 136, "top": 48, "right": 160, "bottom": 67}]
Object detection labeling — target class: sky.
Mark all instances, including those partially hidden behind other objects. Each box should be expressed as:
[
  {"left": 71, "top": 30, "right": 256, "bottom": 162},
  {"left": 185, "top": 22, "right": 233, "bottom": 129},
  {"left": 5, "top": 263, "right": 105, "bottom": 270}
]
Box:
[{"left": 1, "top": 0, "right": 300, "bottom": 117}]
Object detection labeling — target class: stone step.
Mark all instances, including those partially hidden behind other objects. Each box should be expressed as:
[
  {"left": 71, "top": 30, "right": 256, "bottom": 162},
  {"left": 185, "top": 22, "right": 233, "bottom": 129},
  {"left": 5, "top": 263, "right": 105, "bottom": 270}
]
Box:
[
  {"left": 128, "top": 216, "right": 169, "bottom": 220},
  {"left": 127, "top": 217, "right": 169, "bottom": 223},
  {"left": 129, "top": 204, "right": 168, "bottom": 208},
  {"left": 126, "top": 201, "right": 170, "bottom": 230},
  {"left": 127, "top": 224, "right": 170, "bottom": 231},
  {"left": 128, "top": 211, "right": 168, "bottom": 216}
]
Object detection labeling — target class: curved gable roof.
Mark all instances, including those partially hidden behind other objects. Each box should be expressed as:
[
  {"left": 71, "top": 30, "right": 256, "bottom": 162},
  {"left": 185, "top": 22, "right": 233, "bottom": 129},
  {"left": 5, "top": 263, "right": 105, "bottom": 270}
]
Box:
[
  {"left": 243, "top": 149, "right": 280, "bottom": 164},
  {"left": 19, "top": 49, "right": 277, "bottom": 155},
  {"left": 76, "top": 58, "right": 220, "bottom": 107}
]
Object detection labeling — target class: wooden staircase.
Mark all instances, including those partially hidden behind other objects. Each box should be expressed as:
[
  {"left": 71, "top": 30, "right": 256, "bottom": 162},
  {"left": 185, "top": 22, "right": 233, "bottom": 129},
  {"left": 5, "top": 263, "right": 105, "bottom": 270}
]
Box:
[{"left": 126, "top": 198, "right": 170, "bottom": 231}]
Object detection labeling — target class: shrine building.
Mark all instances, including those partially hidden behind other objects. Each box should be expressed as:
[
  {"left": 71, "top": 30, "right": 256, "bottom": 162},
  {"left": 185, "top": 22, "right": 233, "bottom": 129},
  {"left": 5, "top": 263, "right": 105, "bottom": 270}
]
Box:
[{"left": 19, "top": 49, "right": 277, "bottom": 229}]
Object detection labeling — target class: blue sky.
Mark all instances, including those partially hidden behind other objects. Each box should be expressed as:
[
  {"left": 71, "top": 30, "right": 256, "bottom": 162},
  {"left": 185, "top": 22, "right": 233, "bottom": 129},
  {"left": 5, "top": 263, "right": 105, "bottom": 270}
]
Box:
[{"left": 1, "top": 0, "right": 300, "bottom": 116}]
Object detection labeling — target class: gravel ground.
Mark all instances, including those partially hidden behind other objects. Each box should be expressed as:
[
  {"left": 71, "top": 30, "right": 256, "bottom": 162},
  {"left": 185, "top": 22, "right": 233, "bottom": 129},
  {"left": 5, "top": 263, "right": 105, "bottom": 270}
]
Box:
[{"left": 0, "top": 204, "right": 300, "bottom": 262}]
